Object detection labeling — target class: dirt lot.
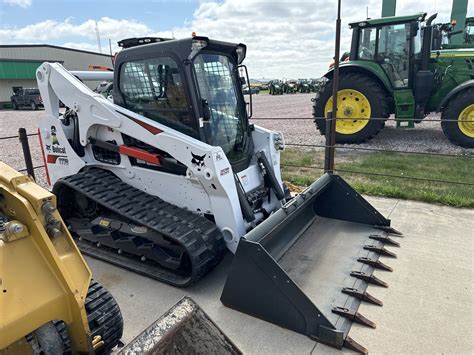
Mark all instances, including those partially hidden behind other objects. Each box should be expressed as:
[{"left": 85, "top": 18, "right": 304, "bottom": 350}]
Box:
[
  {"left": 0, "top": 94, "right": 471, "bottom": 188},
  {"left": 251, "top": 93, "right": 472, "bottom": 155}
]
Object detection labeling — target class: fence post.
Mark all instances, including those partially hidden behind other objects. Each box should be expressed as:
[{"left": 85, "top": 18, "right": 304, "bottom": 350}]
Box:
[
  {"left": 18, "top": 128, "right": 35, "bottom": 180},
  {"left": 324, "top": 0, "right": 341, "bottom": 174}
]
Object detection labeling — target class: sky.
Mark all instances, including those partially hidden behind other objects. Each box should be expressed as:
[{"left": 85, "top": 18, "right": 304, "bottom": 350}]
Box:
[{"left": 1, "top": 0, "right": 473, "bottom": 78}]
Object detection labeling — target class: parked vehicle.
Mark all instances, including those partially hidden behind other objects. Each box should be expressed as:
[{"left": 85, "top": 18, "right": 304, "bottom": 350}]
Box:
[
  {"left": 283, "top": 80, "right": 297, "bottom": 93},
  {"left": 313, "top": 12, "right": 474, "bottom": 147},
  {"left": 297, "top": 79, "right": 311, "bottom": 93},
  {"left": 94, "top": 81, "right": 114, "bottom": 98},
  {"left": 243, "top": 86, "right": 260, "bottom": 95},
  {"left": 36, "top": 35, "right": 399, "bottom": 352},
  {"left": 269, "top": 80, "right": 284, "bottom": 95},
  {"left": 11, "top": 88, "right": 43, "bottom": 110}
]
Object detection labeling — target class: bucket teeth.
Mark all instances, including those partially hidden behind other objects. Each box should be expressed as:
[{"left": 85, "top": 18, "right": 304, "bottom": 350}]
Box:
[
  {"left": 369, "top": 234, "right": 400, "bottom": 247},
  {"left": 341, "top": 287, "right": 383, "bottom": 306},
  {"left": 332, "top": 307, "right": 376, "bottom": 328},
  {"left": 364, "top": 245, "right": 397, "bottom": 258},
  {"left": 358, "top": 257, "right": 393, "bottom": 272},
  {"left": 344, "top": 336, "right": 368, "bottom": 355},
  {"left": 374, "top": 225, "right": 403, "bottom": 236},
  {"left": 351, "top": 271, "right": 388, "bottom": 287}
]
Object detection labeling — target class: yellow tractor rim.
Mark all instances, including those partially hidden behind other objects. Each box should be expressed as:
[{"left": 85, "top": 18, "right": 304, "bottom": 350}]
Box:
[
  {"left": 458, "top": 104, "right": 474, "bottom": 138},
  {"left": 325, "top": 89, "right": 371, "bottom": 135}
]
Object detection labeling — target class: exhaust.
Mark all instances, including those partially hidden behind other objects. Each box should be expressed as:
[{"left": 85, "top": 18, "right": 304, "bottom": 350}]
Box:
[{"left": 221, "top": 174, "right": 401, "bottom": 353}]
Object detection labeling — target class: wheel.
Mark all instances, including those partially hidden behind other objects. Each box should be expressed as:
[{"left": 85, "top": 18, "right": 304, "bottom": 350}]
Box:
[
  {"left": 441, "top": 88, "right": 474, "bottom": 148},
  {"left": 55, "top": 280, "right": 123, "bottom": 354},
  {"left": 12, "top": 101, "right": 18, "bottom": 110},
  {"left": 313, "top": 73, "right": 389, "bottom": 144},
  {"left": 31, "top": 101, "right": 38, "bottom": 110}
]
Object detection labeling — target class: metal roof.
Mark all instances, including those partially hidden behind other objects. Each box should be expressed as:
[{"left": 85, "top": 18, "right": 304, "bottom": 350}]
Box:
[{"left": 0, "top": 44, "right": 111, "bottom": 58}]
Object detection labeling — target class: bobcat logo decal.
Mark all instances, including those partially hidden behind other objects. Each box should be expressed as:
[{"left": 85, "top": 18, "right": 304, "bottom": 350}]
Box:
[{"left": 191, "top": 152, "right": 206, "bottom": 171}]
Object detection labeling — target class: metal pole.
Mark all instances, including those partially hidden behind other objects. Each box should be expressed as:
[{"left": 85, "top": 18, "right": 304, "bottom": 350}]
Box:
[
  {"left": 19, "top": 128, "right": 35, "bottom": 180},
  {"left": 324, "top": 0, "right": 341, "bottom": 174}
]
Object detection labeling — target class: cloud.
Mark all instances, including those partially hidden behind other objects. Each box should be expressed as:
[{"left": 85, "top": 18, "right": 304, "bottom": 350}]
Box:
[
  {"left": 0, "top": 17, "right": 151, "bottom": 43},
  {"left": 3, "top": 0, "right": 31, "bottom": 8},
  {"left": 0, "top": 0, "right": 471, "bottom": 78}
]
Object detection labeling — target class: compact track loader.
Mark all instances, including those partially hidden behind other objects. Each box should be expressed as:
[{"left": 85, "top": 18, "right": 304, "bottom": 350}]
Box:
[
  {"left": 0, "top": 162, "right": 123, "bottom": 354},
  {"left": 36, "top": 36, "right": 401, "bottom": 352}
]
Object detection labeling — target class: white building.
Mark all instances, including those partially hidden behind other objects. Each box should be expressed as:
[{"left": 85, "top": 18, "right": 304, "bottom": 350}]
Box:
[{"left": 0, "top": 44, "right": 112, "bottom": 106}]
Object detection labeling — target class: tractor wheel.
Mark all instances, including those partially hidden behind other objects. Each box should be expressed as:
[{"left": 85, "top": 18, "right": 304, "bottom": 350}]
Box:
[
  {"left": 31, "top": 101, "right": 38, "bottom": 110},
  {"left": 441, "top": 88, "right": 474, "bottom": 148},
  {"left": 313, "top": 73, "right": 389, "bottom": 144}
]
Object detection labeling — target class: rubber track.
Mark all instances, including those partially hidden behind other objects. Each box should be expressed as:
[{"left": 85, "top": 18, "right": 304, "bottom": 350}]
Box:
[
  {"left": 55, "top": 167, "right": 226, "bottom": 287},
  {"left": 54, "top": 280, "right": 123, "bottom": 354}
]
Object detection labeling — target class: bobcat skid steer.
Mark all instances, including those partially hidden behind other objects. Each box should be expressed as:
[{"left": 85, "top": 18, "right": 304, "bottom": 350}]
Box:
[{"left": 36, "top": 36, "right": 401, "bottom": 352}]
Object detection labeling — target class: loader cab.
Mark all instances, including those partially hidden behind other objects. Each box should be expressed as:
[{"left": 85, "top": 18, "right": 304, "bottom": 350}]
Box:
[
  {"left": 113, "top": 37, "right": 251, "bottom": 167},
  {"left": 349, "top": 13, "right": 426, "bottom": 89}
]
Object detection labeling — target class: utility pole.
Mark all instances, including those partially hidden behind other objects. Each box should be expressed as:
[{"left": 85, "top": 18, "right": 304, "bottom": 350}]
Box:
[{"left": 95, "top": 20, "right": 103, "bottom": 53}]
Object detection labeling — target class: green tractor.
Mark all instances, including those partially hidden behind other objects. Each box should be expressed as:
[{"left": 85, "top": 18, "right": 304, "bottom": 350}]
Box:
[
  {"left": 434, "top": 17, "right": 474, "bottom": 49},
  {"left": 297, "top": 79, "right": 311, "bottom": 93},
  {"left": 284, "top": 79, "right": 298, "bottom": 93},
  {"left": 309, "top": 78, "right": 327, "bottom": 93},
  {"left": 313, "top": 13, "right": 474, "bottom": 148},
  {"left": 269, "top": 79, "right": 284, "bottom": 95}
]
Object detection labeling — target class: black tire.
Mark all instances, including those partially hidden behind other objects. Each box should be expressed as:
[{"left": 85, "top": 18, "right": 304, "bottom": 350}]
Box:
[
  {"left": 31, "top": 101, "right": 38, "bottom": 110},
  {"left": 313, "top": 73, "right": 389, "bottom": 144},
  {"left": 55, "top": 280, "right": 123, "bottom": 354},
  {"left": 441, "top": 88, "right": 474, "bottom": 148},
  {"left": 12, "top": 101, "right": 18, "bottom": 110}
]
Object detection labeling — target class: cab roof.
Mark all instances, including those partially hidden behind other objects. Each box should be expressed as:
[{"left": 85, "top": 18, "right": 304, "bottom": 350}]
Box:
[{"left": 349, "top": 12, "right": 426, "bottom": 29}]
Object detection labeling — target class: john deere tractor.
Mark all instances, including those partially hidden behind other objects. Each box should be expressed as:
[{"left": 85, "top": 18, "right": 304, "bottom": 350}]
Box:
[
  {"left": 313, "top": 13, "right": 474, "bottom": 148},
  {"left": 297, "top": 79, "right": 311, "bottom": 93},
  {"left": 284, "top": 79, "right": 298, "bottom": 93},
  {"left": 434, "top": 17, "right": 474, "bottom": 49},
  {"left": 269, "top": 79, "right": 284, "bottom": 95}
]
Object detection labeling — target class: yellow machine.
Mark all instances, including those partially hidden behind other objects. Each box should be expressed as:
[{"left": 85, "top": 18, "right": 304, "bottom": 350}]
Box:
[{"left": 0, "top": 162, "right": 123, "bottom": 354}]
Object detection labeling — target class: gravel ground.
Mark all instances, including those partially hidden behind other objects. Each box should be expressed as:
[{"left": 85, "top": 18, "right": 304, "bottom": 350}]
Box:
[
  {"left": 0, "top": 95, "right": 471, "bottom": 188},
  {"left": 0, "top": 109, "right": 48, "bottom": 187},
  {"left": 251, "top": 93, "right": 473, "bottom": 155}
]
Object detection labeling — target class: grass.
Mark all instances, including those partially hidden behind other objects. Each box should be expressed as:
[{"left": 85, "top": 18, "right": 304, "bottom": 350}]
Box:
[{"left": 281, "top": 148, "right": 474, "bottom": 208}]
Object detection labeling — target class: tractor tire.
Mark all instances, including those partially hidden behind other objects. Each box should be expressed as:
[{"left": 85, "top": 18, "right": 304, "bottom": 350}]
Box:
[
  {"left": 313, "top": 73, "right": 389, "bottom": 144},
  {"left": 12, "top": 101, "right": 18, "bottom": 110},
  {"left": 441, "top": 88, "right": 474, "bottom": 148},
  {"left": 31, "top": 101, "right": 38, "bottom": 110},
  {"left": 54, "top": 280, "right": 123, "bottom": 354}
]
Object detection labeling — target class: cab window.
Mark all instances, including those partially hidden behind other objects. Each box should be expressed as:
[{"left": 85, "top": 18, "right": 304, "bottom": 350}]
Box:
[{"left": 119, "top": 57, "right": 197, "bottom": 138}]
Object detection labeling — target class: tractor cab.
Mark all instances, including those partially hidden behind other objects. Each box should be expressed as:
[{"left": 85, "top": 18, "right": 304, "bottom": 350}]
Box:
[
  {"left": 113, "top": 36, "right": 252, "bottom": 167},
  {"left": 348, "top": 13, "right": 427, "bottom": 91}
]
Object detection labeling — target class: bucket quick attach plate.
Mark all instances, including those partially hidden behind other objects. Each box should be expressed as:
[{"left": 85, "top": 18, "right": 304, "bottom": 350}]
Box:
[{"left": 221, "top": 174, "right": 400, "bottom": 353}]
